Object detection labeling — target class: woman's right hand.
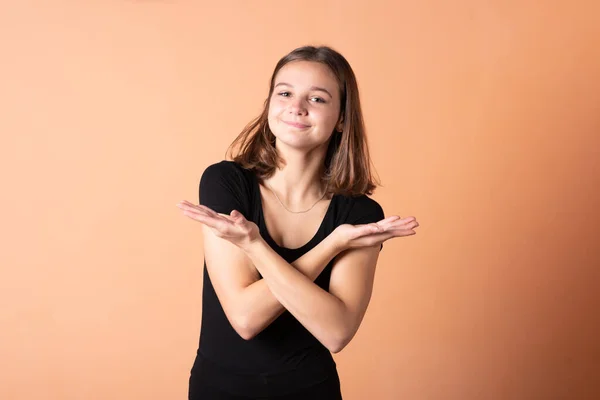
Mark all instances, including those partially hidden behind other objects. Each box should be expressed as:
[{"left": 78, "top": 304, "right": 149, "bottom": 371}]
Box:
[
  {"left": 177, "top": 200, "right": 261, "bottom": 251},
  {"left": 332, "top": 215, "right": 419, "bottom": 251}
]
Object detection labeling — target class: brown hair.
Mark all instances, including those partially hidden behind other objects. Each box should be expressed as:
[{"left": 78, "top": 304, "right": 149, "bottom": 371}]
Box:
[{"left": 227, "top": 45, "right": 380, "bottom": 196}]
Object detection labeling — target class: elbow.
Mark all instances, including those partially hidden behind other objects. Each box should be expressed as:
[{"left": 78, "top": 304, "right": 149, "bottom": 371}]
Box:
[
  {"left": 327, "top": 338, "right": 348, "bottom": 354},
  {"left": 235, "top": 325, "right": 255, "bottom": 341},
  {"left": 328, "top": 343, "right": 345, "bottom": 354},
  {"left": 326, "top": 330, "right": 353, "bottom": 354},
  {"left": 232, "top": 314, "right": 258, "bottom": 341}
]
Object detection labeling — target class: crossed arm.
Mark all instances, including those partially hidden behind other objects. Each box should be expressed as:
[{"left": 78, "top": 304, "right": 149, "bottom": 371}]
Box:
[
  {"left": 240, "top": 234, "right": 381, "bottom": 353},
  {"left": 203, "top": 223, "right": 379, "bottom": 353},
  {"left": 179, "top": 201, "right": 418, "bottom": 353}
]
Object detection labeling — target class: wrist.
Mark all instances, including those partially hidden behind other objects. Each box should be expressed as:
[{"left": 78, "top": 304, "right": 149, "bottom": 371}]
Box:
[
  {"left": 240, "top": 235, "right": 266, "bottom": 255},
  {"left": 328, "top": 229, "right": 347, "bottom": 254}
]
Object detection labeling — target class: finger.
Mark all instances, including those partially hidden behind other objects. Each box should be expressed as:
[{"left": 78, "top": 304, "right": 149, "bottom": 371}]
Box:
[
  {"left": 180, "top": 204, "right": 224, "bottom": 219},
  {"left": 180, "top": 206, "right": 211, "bottom": 221},
  {"left": 230, "top": 209, "right": 244, "bottom": 220},
  {"left": 377, "top": 216, "right": 402, "bottom": 230},
  {"left": 353, "top": 223, "right": 383, "bottom": 238},
  {"left": 385, "top": 228, "right": 417, "bottom": 237},
  {"left": 402, "top": 220, "right": 419, "bottom": 229},
  {"left": 230, "top": 210, "right": 250, "bottom": 225},
  {"left": 177, "top": 200, "right": 203, "bottom": 211},
  {"left": 181, "top": 205, "right": 214, "bottom": 220},
  {"left": 177, "top": 201, "right": 201, "bottom": 212},
  {"left": 378, "top": 216, "right": 401, "bottom": 224},
  {"left": 370, "top": 222, "right": 384, "bottom": 232},
  {"left": 184, "top": 210, "right": 235, "bottom": 234},
  {"left": 354, "top": 231, "right": 396, "bottom": 247},
  {"left": 197, "top": 204, "right": 221, "bottom": 217},
  {"left": 182, "top": 209, "right": 215, "bottom": 226},
  {"left": 386, "top": 217, "right": 418, "bottom": 230},
  {"left": 176, "top": 201, "right": 191, "bottom": 210},
  {"left": 364, "top": 229, "right": 415, "bottom": 246},
  {"left": 181, "top": 206, "right": 224, "bottom": 225},
  {"left": 177, "top": 201, "right": 221, "bottom": 217}
]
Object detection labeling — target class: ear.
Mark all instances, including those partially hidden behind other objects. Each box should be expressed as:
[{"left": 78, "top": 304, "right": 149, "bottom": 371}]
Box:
[{"left": 336, "top": 115, "right": 344, "bottom": 132}]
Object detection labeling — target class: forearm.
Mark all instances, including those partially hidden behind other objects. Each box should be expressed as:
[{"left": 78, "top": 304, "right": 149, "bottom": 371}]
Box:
[
  {"left": 235, "top": 233, "right": 343, "bottom": 339},
  {"left": 242, "top": 236, "right": 349, "bottom": 352}
]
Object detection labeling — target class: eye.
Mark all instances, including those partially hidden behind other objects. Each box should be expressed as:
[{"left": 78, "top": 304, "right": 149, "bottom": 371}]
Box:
[
  {"left": 310, "top": 97, "right": 326, "bottom": 103},
  {"left": 278, "top": 91, "right": 291, "bottom": 97}
]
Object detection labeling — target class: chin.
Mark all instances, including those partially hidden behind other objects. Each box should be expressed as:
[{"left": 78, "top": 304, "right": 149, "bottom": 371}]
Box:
[
  {"left": 275, "top": 135, "right": 331, "bottom": 153},
  {"left": 274, "top": 135, "right": 310, "bottom": 149}
]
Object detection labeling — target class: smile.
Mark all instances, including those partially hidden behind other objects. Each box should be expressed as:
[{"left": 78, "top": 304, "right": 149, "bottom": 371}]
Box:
[{"left": 283, "top": 120, "right": 311, "bottom": 129}]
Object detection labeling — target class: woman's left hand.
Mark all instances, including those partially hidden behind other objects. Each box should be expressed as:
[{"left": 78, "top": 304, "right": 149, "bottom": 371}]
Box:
[
  {"left": 332, "top": 215, "right": 419, "bottom": 251},
  {"left": 177, "top": 200, "right": 260, "bottom": 250}
]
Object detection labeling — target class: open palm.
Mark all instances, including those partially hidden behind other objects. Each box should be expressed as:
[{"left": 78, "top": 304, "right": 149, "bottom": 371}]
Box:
[
  {"left": 334, "top": 215, "right": 419, "bottom": 250},
  {"left": 177, "top": 200, "right": 260, "bottom": 248}
]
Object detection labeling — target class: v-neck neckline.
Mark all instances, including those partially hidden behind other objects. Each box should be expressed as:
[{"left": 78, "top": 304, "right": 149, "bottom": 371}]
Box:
[{"left": 253, "top": 173, "right": 336, "bottom": 254}]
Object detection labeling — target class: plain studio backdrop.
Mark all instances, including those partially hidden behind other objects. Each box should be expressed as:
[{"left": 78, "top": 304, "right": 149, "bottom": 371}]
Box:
[{"left": 1, "top": 1, "right": 599, "bottom": 399}]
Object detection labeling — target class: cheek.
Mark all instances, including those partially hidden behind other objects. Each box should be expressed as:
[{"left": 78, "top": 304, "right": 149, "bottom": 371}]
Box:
[
  {"left": 271, "top": 94, "right": 286, "bottom": 107},
  {"left": 270, "top": 102, "right": 282, "bottom": 113},
  {"left": 267, "top": 100, "right": 281, "bottom": 130},
  {"left": 315, "top": 109, "right": 339, "bottom": 129},
  {"left": 268, "top": 98, "right": 284, "bottom": 117}
]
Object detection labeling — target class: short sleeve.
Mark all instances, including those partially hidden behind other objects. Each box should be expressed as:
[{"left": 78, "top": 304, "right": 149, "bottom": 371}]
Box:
[
  {"left": 346, "top": 195, "right": 386, "bottom": 251},
  {"left": 198, "top": 161, "right": 251, "bottom": 218}
]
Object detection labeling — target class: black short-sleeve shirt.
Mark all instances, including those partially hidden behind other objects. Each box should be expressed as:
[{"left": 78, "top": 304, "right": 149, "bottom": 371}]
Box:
[{"left": 190, "top": 160, "right": 384, "bottom": 396}]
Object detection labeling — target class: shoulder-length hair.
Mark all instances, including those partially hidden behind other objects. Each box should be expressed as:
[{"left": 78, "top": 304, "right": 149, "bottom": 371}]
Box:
[{"left": 227, "top": 45, "right": 380, "bottom": 196}]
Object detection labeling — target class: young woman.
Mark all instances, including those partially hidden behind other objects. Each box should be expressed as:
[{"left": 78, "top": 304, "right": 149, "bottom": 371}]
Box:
[{"left": 177, "top": 45, "right": 419, "bottom": 399}]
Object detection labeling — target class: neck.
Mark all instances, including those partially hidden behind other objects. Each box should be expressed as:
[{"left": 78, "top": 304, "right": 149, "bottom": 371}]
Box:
[{"left": 265, "top": 145, "right": 329, "bottom": 206}]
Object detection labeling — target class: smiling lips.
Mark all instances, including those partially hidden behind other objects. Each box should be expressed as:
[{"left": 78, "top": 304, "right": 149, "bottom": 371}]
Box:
[{"left": 283, "top": 120, "right": 310, "bottom": 129}]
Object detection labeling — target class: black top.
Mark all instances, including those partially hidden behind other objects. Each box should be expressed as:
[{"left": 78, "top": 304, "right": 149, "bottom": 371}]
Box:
[{"left": 191, "top": 160, "right": 384, "bottom": 395}]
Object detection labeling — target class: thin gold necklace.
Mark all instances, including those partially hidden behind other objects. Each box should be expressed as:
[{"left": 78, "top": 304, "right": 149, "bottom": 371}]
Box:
[{"left": 265, "top": 180, "right": 327, "bottom": 214}]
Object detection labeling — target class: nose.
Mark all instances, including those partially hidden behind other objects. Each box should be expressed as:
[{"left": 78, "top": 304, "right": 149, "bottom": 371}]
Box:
[{"left": 288, "top": 98, "right": 307, "bottom": 115}]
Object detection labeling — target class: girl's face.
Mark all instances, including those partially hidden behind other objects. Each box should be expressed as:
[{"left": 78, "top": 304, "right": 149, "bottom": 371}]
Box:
[{"left": 267, "top": 61, "right": 342, "bottom": 152}]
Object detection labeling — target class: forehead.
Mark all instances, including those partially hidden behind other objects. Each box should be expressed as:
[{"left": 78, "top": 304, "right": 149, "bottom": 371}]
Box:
[{"left": 274, "top": 61, "right": 339, "bottom": 92}]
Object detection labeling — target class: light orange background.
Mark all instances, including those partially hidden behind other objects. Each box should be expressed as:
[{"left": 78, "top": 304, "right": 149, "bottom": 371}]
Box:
[{"left": 1, "top": 1, "right": 599, "bottom": 399}]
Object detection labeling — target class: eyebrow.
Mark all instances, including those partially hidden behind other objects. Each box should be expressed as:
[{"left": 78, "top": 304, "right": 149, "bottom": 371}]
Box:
[{"left": 274, "top": 82, "right": 333, "bottom": 98}]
